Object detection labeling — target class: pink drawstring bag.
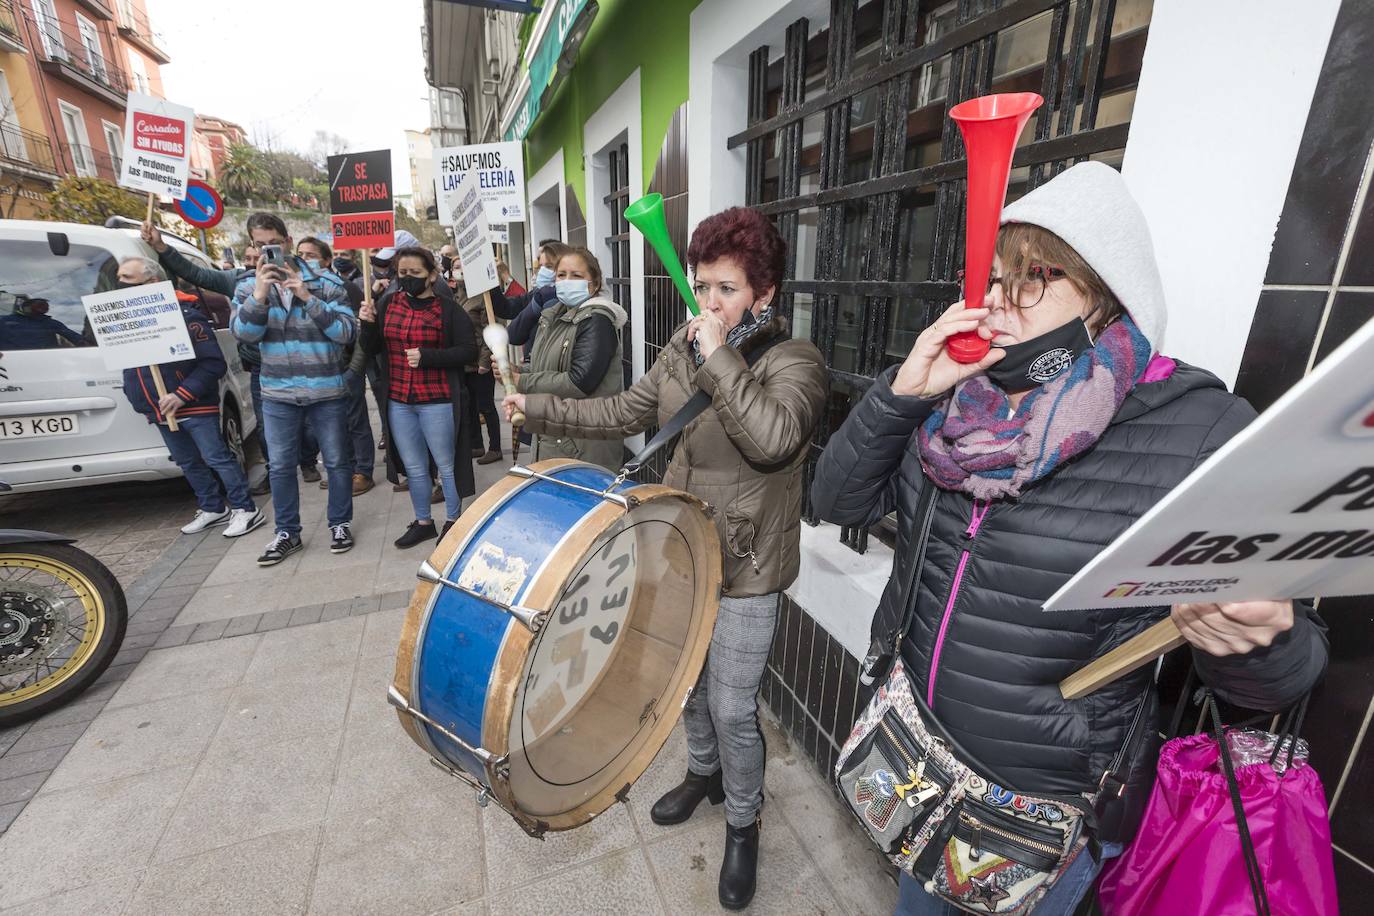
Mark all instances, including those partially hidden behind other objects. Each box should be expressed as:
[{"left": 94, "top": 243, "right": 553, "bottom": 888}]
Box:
[{"left": 1097, "top": 722, "right": 1339, "bottom": 915}]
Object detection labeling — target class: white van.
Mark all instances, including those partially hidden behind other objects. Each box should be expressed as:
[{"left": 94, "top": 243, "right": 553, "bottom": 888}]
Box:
[{"left": 0, "top": 219, "right": 255, "bottom": 493}]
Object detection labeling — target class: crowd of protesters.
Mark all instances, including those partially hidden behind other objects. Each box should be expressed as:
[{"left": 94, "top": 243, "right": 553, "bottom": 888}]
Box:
[{"left": 126, "top": 213, "right": 594, "bottom": 561}]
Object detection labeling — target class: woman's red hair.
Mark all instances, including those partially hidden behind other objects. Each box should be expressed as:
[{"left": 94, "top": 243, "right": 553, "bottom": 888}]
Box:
[{"left": 686, "top": 207, "right": 786, "bottom": 296}]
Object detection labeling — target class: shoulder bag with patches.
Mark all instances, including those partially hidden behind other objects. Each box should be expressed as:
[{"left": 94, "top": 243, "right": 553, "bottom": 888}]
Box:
[{"left": 834, "top": 481, "right": 1150, "bottom": 915}]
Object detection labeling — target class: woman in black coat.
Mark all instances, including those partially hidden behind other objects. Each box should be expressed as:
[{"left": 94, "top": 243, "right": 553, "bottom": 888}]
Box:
[
  {"left": 359, "top": 246, "right": 477, "bottom": 547},
  {"left": 812, "top": 162, "right": 1327, "bottom": 916}
]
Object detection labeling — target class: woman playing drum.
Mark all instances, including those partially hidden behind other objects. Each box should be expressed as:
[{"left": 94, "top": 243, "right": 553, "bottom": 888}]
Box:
[{"left": 503, "top": 207, "right": 827, "bottom": 910}]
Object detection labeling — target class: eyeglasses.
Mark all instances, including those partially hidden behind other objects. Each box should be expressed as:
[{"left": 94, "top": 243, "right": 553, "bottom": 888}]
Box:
[{"left": 956, "top": 264, "right": 1068, "bottom": 309}]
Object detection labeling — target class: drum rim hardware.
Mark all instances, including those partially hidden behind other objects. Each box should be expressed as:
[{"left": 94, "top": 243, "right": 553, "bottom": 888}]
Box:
[
  {"left": 416, "top": 559, "right": 549, "bottom": 633},
  {"left": 507, "top": 464, "right": 638, "bottom": 509}
]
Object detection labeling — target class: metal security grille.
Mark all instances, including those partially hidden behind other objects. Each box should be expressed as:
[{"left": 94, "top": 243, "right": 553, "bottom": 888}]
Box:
[
  {"left": 735, "top": 0, "right": 1152, "bottom": 552},
  {"left": 604, "top": 141, "right": 634, "bottom": 391}
]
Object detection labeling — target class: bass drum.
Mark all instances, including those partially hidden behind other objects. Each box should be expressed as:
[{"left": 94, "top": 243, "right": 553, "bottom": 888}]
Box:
[{"left": 391, "top": 459, "right": 721, "bottom": 835}]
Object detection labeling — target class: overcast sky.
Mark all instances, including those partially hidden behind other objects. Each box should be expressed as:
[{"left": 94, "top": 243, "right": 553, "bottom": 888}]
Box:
[{"left": 145, "top": 0, "right": 431, "bottom": 196}]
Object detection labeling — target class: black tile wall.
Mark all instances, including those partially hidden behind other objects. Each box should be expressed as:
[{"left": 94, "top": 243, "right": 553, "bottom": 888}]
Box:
[
  {"left": 1235, "top": 2, "right": 1374, "bottom": 901},
  {"left": 1302, "top": 596, "right": 1374, "bottom": 792},
  {"left": 1232, "top": 289, "right": 1326, "bottom": 413},
  {"left": 764, "top": 595, "right": 867, "bottom": 782},
  {"left": 1314, "top": 290, "right": 1374, "bottom": 366},
  {"left": 1329, "top": 720, "right": 1374, "bottom": 863},
  {"left": 1264, "top": 0, "right": 1374, "bottom": 284},
  {"left": 1332, "top": 851, "right": 1373, "bottom": 916}
]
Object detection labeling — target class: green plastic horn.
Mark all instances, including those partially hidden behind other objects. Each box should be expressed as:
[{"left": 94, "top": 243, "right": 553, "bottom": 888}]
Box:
[{"left": 624, "top": 193, "right": 699, "bottom": 316}]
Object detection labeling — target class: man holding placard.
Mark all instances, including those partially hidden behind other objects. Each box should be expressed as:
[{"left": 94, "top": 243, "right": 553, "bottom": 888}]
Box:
[{"left": 86, "top": 260, "right": 263, "bottom": 538}]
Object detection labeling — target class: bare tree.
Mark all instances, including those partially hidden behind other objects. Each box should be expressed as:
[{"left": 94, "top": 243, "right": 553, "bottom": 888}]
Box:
[{"left": 305, "top": 130, "right": 349, "bottom": 172}]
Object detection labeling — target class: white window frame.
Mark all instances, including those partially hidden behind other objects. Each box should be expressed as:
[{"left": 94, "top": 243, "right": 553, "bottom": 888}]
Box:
[
  {"left": 58, "top": 100, "right": 94, "bottom": 177},
  {"left": 126, "top": 49, "right": 149, "bottom": 94},
  {"left": 0, "top": 69, "right": 28, "bottom": 162},
  {"left": 74, "top": 12, "right": 107, "bottom": 83},
  {"left": 101, "top": 119, "right": 122, "bottom": 173},
  {"left": 29, "top": 0, "right": 66, "bottom": 60}
]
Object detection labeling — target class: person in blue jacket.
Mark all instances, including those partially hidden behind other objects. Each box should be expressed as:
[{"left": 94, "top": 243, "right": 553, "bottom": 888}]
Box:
[
  {"left": 0, "top": 296, "right": 88, "bottom": 350},
  {"left": 115, "top": 257, "right": 264, "bottom": 539}
]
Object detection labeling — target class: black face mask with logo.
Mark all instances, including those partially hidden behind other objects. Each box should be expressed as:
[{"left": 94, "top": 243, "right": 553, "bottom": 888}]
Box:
[
  {"left": 984, "top": 317, "right": 1094, "bottom": 393},
  {"left": 397, "top": 276, "right": 429, "bottom": 298}
]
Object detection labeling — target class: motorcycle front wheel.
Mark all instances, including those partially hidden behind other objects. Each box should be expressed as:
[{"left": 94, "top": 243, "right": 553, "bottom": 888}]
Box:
[{"left": 0, "top": 543, "right": 127, "bottom": 726}]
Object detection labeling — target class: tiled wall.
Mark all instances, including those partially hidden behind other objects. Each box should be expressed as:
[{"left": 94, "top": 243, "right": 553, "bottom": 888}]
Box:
[
  {"left": 763, "top": 1, "right": 1374, "bottom": 906},
  {"left": 1231, "top": 0, "right": 1374, "bottom": 900}
]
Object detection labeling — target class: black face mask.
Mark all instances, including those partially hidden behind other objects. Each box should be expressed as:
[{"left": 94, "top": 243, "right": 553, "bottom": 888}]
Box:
[
  {"left": 115, "top": 280, "right": 143, "bottom": 289},
  {"left": 984, "top": 317, "right": 1094, "bottom": 393},
  {"left": 398, "top": 276, "right": 429, "bottom": 298}
]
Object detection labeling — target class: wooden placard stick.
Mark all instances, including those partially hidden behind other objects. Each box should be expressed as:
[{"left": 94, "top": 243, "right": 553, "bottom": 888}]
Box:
[
  {"left": 149, "top": 364, "right": 180, "bottom": 431},
  {"left": 1058, "top": 618, "right": 1186, "bottom": 699},
  {"left": 482, "top": 291, "right": 525, "bottom": 427},
  {"left": 145, "top": 192, "right": 156, "bottom": 224}
]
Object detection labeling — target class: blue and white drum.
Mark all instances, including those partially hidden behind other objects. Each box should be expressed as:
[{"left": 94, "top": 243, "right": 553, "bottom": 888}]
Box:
[{"left": 390, "top": 459, "right": 721, "bottom": 835}]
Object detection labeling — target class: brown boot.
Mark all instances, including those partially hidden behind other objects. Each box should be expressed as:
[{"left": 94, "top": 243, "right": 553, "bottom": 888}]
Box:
[
  {"left": 351, "top": 474, "right": 375, "bottom": 495},
  {"left": 477, "top": 449, "right": 503, "bottom": 465}
]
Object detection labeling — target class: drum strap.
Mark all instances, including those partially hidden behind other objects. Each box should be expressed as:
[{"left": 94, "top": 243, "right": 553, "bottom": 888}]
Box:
[{"left": 620, "top": 335, "right": 789, "bottom": 477}]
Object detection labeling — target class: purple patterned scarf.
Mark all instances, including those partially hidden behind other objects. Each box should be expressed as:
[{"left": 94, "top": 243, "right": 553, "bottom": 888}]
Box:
[{"left": 917, "top": 316, "right": 1153, "bottom": 500}]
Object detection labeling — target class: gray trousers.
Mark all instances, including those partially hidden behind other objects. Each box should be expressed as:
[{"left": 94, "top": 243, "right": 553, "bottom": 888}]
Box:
[{"left": 684, "top": 592, "right": 780, "bottom": 828}]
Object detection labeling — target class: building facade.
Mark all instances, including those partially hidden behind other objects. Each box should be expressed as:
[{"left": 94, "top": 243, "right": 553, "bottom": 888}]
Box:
[
  {"left": 460, "top": 0, "right": 1373, "bottom": 902},
  {"left": 405, "top": 127, "right": 436, "bottom": 218},
  {"left": 190, "top": 113, "right": 245, "bottom": 184},
  {"left": 0, "top": 0, "right": 167, "bottom": 217}
]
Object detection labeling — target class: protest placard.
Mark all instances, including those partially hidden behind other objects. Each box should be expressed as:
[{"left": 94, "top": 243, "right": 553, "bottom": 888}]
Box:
[
  {"left": 449, "top": 166, "right": 500, "bottom": 298},
  {"left": 81, "top": 282, "right": 193, "bottom": 372},
  {"left": 120, "top": 92, "right": 194, "bottom": 200},
  {"left": 434, "top": 142, "right": 526, "bottom": 225},
  {"left": 1044, "top": 314, "right": 1374, "bottom": 613},
  {"left": 327, "top": 150, "right": 395, "bottom": 250}
]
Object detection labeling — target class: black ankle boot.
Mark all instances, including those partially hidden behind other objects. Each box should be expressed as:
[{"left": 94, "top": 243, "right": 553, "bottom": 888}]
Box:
[
  {"left": 649, "top": 769, "right": 724, "bottom": 826},
  {"left": 718, "top": 818, "right": 760, "bottom": 910}
]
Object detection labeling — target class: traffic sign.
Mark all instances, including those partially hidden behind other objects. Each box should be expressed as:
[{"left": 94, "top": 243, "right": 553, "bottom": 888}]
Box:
[{"left": 175, "top": 179, "right": 224, "bottom": 229}]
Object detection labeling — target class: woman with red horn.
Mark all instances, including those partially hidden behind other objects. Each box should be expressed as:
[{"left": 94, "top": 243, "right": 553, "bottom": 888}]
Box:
[{"left": 813, "top": 161, "right": 1327, "bottom": 915}]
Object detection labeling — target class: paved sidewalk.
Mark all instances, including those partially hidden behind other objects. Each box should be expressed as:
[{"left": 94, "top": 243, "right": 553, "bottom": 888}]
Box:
[{"left": 0, "top": 418, "right": 896, "bottom": 914}]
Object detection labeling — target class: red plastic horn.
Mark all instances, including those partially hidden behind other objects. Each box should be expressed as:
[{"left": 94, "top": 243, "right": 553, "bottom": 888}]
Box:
[{"left": 945, "top": 92, "right": 1044, "bottom": 364}]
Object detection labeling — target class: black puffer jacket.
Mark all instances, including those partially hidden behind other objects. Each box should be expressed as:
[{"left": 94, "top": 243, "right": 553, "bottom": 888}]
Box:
[{"left": 812, "top": 360, "right": 1328, "bottom": 840}]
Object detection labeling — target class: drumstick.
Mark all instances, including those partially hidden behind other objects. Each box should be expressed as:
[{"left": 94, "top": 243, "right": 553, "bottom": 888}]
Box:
[
  {"left": 483, "top": 292, "right": 525, "bottom": 427},
  {"left": 1058, "top": 618, "right": 1186, "bottom": 699}
]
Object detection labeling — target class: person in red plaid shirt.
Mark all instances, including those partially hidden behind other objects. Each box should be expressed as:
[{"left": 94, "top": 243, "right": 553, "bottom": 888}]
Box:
[{"left": 358, "top": 247, "right": 478, "bottom": 548}]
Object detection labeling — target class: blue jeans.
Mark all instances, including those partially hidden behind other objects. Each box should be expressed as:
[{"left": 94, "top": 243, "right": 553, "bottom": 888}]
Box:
[
  {"left": 157, "top": 414, "right": 254, "bottom": 514},
  {"left": 262, "top": 397, "right": 352, "bottom": 534},
  {"left": 387, "top": 400, "right": 459, "bottom": 522},
  {"left": 251, "top": 367, "right": 319, "bottom": 471},
  {"left": 894, "top": 843, "right": 1122, "bottom": 915},
  {"left": 343, "top": 369, "right": 375, "bottom": 477}
]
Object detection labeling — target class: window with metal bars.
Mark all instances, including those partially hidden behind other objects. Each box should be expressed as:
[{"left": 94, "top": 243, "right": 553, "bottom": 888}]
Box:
[
  {"left": 735, "top": 0, "right": 1153, "bottom": 553},
  {"left": 603, "top": 141, "right": 634, "bottom": 392}
]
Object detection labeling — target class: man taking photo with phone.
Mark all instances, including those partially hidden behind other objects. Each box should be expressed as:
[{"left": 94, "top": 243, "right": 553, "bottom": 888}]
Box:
[{"left": 231, "top": 213, "right": 359, "bottom": 565}]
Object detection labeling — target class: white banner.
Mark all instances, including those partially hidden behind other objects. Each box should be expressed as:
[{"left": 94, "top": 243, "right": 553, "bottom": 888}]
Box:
[
  {"left": 449, "top": 167, "right": 499, "bottom": 298},
  {"left": 120, "top": 91, "right": 194, "bottom": 200},
  {"left": 1044, "top": 315, "right": 1374, "bottom": 611},
  {"left": 434, "top": 141, "right": 526, "bottom": 225},
  {"left": 489, "top": 223, "right": 510, "bottom": 245},
  {"left": 82, "top": 282, "right": 194, "bottom": 371}
]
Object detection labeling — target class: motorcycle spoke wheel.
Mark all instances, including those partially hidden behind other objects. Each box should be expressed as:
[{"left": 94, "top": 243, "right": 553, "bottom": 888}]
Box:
[{"left": 0, "top": 555, "right": 106, "bottom": 708}]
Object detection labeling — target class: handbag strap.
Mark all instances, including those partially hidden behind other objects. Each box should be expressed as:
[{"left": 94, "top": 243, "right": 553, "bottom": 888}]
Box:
[
  {"left": 860, "top": 479, "right": 938, "bottom": 685},
  {"left": 619, "top": 334, "right": 788, "bottom": 477},
  {"left": 1206, "top": 689, "right": 1272, "bottom": 916}
]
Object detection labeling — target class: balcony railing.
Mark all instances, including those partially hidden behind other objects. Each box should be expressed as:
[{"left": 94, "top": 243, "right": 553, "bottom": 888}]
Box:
[
  {"left": 116, "top": 4, "right": 169, "bottom": 64},
  {"left": 30, "top": 15, "right": 130, "bottom": 106},
  {"left": 0, "top": 124, "right": 60, "bottom": 177},
  {"left": 66, "top": 142, "right": 120, "bottom": 182}
]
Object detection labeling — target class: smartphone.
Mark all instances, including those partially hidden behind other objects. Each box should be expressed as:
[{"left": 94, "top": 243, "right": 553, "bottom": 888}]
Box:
[{"left": 259, "top": 244, "right": 286, "bottom": 266}]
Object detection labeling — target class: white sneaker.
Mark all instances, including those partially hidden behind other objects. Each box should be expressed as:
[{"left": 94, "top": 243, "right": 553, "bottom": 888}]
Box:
[
  {"left": 181, "top": 509, "right": 229, "bottom": 534},
  {"left": 223, "top": 508, "right": 266, "bottom": 538}
]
